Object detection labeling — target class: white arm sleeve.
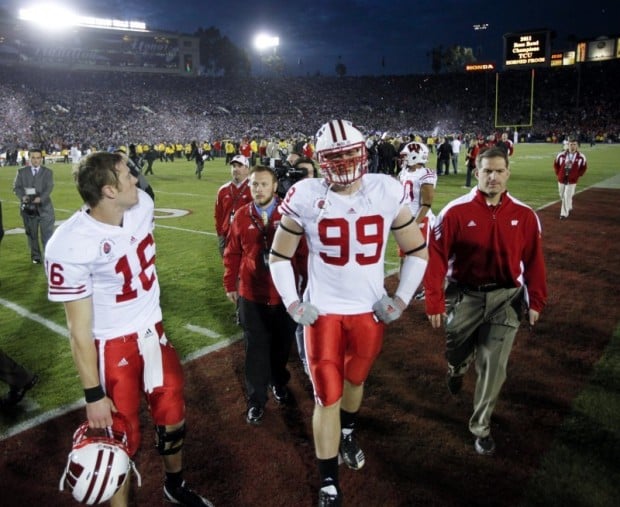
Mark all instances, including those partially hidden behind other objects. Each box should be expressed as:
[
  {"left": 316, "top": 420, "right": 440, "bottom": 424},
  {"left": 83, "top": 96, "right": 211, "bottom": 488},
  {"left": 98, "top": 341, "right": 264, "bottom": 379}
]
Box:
[
  {"left": 395, "top": 255, "right": 428, "bottom": 305},
  {"left": 269, "top": 260, "right": 300, "bottom": 309}
]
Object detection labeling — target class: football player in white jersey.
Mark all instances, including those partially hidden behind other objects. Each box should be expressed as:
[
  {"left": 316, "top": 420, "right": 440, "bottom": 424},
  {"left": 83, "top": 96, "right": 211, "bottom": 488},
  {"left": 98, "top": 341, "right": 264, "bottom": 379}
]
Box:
[
  {"left": 398, "top": 141, "right": 437, "bottom": 300},
  {"left": 45, "top": 152, "right": 212, "bottom": 507},
  {"left": 269, "top": 120, "right": 428, "bottom": 507}
]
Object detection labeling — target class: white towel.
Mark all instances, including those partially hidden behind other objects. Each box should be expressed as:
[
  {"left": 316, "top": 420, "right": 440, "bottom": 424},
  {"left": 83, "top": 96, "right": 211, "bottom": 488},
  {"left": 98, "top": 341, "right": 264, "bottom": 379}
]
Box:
[{"left": 136, "top": 326, "right": 164, "bottom": 393}]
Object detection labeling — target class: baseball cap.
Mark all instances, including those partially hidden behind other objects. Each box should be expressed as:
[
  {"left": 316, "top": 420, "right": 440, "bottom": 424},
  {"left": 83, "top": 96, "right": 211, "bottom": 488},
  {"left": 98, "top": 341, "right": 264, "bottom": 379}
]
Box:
[{"left": 231, "top": 154, "right": 249, "bottom": 167}]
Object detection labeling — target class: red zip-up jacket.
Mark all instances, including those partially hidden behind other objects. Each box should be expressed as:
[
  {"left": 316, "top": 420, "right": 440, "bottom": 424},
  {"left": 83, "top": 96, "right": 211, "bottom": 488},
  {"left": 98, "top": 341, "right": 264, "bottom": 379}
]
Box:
[
  {"left": 214, "top": 179, "right": 252, "bottom": 238},
  {"left": 224, "top": 199, "right": 305, "bottom": 305},
  {"left": 553, "top": 150, "right": 587, "bottom": 184},
  {"left": 424, "top": 189, "right": 547, "bottom": 315}
]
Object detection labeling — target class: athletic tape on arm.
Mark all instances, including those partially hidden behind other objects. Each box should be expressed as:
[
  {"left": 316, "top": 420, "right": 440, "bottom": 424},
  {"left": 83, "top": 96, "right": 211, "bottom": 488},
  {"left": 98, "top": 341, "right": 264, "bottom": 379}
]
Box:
[
  {"left": 395, "top": 255, "right": 428, "bottom": 305},
  {"left": 269, "top": 260, "right": 300, "bottom": 309}
]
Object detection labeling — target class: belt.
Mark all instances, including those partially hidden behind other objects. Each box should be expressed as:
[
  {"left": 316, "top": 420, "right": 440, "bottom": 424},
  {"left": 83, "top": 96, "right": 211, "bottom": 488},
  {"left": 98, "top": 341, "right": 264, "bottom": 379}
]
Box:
[{"left": 459, "top": 283, "right": 513, "bottom": 293}]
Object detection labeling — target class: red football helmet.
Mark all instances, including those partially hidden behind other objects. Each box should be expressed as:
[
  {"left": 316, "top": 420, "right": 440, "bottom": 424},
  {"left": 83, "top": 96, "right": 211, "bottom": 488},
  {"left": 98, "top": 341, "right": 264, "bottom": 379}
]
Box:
[
  {"left": 59, "top": 414, "right": 141, "bottom": 504},
  {"left": 315, "top": 119, "right": 368, "bottom": 186}
]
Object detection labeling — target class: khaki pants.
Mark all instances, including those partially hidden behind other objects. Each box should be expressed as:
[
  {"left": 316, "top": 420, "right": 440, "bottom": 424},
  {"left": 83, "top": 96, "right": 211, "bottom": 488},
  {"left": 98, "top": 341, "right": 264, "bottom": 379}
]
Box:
[{"left": 444, "top": 284, "right": 524, "bottom": 437}]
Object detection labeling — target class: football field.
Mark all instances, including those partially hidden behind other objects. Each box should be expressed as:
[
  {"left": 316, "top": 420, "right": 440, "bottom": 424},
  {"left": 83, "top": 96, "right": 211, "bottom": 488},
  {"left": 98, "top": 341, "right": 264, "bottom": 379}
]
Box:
[{"left": 0, "top": 142, "right": 618, "bottom": 435}]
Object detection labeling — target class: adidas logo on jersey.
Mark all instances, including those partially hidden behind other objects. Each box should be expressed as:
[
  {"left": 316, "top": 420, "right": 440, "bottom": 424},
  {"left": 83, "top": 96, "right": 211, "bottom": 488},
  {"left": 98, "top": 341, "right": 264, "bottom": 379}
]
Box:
[
  {"left": 347, "top": 207, "right": 357, "bottom": 214},
  {"left": 117, "top": 357, "right": 129, "bottom": 367},
  {"left": 467, "top": 220, "right": 477, "bottom": 227},
  {"left": 144, "top": 328, "right": 154, "bottom": 338},
  {"left": 511, "top": 220, "right": 519, "bottom": 226}
]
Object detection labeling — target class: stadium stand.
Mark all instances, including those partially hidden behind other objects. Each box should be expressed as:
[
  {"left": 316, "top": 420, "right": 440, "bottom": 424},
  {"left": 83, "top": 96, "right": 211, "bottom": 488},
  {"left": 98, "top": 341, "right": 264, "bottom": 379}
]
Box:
[{"left": 1, "top": 60, "right": 619, "bottom": 155}]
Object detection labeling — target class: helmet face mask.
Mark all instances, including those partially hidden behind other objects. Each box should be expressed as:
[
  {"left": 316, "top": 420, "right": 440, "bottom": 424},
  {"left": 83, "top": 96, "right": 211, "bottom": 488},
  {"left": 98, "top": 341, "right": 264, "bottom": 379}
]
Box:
[
  {"left": 400, "top": 142, "right": 429, "bottom": 169},
  {"left": 315, "top": 120, "right": 368, "bottom": 186},
  {"left": 59, "top": 416, "right": 141, "bottom": 504}
]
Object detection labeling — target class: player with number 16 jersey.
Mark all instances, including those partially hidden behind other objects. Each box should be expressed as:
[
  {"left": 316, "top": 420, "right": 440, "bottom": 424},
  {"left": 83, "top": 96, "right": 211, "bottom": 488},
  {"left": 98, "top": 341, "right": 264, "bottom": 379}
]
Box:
[
  {"left": 46, "top": 189, "right": 160, "bottom": 338},
  {"left": 45, "top": 151, "right": 213, "bottom": 506}
]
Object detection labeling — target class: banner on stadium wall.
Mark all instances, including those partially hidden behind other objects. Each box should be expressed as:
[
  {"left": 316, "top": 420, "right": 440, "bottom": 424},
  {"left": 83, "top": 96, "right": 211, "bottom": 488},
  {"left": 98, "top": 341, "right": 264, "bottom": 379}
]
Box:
[
  {"left": 586, "top": 38, "right": 615, "bottom": 62},
  {"left": 0, "top": 27, "right": 180, "bottom": 69}
]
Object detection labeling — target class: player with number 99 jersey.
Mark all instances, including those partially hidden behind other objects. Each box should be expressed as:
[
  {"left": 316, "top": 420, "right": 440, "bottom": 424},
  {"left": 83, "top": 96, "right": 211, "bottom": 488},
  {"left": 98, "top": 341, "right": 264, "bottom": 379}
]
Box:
[{"left": 279, "top": 174, "right": 406, "bottom": 314}]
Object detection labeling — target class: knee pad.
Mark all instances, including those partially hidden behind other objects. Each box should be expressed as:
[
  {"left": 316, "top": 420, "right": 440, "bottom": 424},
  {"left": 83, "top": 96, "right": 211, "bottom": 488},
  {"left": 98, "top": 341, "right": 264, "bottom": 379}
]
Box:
[{"left": 155, "top": 423, "right": 186, "bottom": 456}]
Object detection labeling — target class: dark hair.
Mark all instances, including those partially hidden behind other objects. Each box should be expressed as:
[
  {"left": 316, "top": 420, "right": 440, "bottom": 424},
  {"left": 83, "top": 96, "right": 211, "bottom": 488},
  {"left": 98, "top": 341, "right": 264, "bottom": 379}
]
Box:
[
  {"left": 249, "top": 164, "right": 278, "bottom": 184},
  {"left": 476, "top": 146, "right": 509, "bottom": 169},
  {"left": 76, "top": 152, "right": 125, "bottom": 207},
  {"left": 293, "top": 156, "right": 318, "bottom": 177}
]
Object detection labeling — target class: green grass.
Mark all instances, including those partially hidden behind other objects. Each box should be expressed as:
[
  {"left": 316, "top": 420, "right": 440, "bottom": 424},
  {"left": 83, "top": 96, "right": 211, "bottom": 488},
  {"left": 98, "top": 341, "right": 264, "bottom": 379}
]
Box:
[{"left": 1, "top": 143, "right": 619, "bottom": 503}]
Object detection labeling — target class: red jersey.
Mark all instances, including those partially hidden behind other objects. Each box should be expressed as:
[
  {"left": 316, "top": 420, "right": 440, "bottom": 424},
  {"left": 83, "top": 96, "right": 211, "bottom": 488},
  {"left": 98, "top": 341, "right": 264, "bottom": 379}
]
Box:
[
  {"left": 553, "top": 150, "right": 587, "bottom": 184},
  {"left": 424, "top": 188, "right": 547, "bottom": 314},
  {"left": 214, "top": 179, "right": 252, "bottom": 237},
  {"left": 224, "top": 200, "right": 304, "bottom": 305}
]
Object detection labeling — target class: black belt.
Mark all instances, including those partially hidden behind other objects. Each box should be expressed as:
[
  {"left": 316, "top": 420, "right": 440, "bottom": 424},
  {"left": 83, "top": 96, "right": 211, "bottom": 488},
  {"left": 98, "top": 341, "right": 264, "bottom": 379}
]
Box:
[{"left": 459, "top": 283, "right": 513, "bottom": 293}]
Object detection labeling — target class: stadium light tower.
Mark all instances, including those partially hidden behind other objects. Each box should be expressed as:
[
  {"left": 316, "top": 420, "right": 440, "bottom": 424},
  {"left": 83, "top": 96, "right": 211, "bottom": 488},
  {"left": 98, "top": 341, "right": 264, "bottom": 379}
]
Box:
[
  {"left": 253, "top": 32, "right": 279, "bottom": 76},
  {"left": 253, "top": 33, "right": 279, "bottom": 53}
]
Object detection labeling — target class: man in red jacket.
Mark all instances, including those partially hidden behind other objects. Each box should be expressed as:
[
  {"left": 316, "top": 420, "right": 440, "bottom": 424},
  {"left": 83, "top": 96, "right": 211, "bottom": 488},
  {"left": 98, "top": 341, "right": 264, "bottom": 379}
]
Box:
[
  {"left": 425, "top": 146, "right": 547, "bottom": 456},
  {"left": 553, "top": 137, "right": 587, "bottom": 219},
  {"left": 223, "top": 165, "right": 299, "bottom": 425},
  {"left": 214, "top": 154, "right": 252, "bottom": 257}
]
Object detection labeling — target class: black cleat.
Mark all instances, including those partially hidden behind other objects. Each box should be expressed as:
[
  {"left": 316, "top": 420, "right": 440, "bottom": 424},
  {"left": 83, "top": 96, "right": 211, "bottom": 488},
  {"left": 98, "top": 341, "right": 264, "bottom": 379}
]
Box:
[
  {"left": 246, "top": 405, "right": 264, "bottom": 425},
  {"left": 339, "top": 431, "right": 365, "bottom": 470},
  {"left": 271, "top": 384, "right": 290, "bottom": 404},
  {"left": 163, "top": 480, "right": 214, "bottom": 506},
  {"left": 474, "top": 435, "right": 496, "bottom": 455},
  {"left": 318, "top": 485, "right": 341, "bottom": 507}
]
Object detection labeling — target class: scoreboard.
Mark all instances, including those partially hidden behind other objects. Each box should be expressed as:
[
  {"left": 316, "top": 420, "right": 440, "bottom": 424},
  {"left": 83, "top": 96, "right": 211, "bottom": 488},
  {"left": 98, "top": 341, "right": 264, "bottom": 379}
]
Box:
[{"left": 503, "top": 31, "right": 550, "bottom": 68}]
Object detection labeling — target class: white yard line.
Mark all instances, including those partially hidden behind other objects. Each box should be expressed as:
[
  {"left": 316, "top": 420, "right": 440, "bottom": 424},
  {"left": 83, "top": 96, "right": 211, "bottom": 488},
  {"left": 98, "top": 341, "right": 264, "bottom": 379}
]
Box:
[
  {"left": 4, "top": 174, "right": 620, "bottom": 441},
  {"left": 0, "top": 297, "right": 69, "bottom": 338}
]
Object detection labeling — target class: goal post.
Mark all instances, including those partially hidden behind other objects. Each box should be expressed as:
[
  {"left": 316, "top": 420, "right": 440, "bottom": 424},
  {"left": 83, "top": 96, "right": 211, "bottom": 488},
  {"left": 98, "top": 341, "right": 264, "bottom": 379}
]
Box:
[{"left": 494, "top": 68, "right": 535, "bottom": 129}]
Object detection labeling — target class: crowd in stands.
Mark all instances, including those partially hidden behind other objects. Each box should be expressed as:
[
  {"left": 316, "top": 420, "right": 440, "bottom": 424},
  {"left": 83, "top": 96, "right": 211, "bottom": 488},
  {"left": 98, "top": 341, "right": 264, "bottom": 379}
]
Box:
[{"left": 1, "top": 59, "right": 619, "bottom": 156}]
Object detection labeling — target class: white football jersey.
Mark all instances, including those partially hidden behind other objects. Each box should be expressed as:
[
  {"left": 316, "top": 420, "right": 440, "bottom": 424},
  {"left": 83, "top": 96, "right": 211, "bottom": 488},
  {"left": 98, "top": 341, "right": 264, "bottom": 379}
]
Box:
[
  {"left": 399, "top": 166, "right": 437, "bottom": 221},
  {"left": 279, "top": 174, "right": 407, "bottom": 314},
  {"left": 46, "top": 190, "right": 162, "bottom": 340}
]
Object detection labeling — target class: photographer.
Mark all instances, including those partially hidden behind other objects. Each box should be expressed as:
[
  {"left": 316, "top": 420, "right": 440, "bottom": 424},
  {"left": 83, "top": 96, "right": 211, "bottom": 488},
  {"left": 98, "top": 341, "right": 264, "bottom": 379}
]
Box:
[
  {"left": 273, "top": 156, "right": 317, "bottom": 198},
  {"left": 13, "top": 148, "right": 55, "bottom": 264}
]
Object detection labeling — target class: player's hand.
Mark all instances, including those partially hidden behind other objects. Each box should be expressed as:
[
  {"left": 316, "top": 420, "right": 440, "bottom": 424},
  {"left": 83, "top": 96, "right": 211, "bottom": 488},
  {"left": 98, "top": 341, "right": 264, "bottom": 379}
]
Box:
[
  {"left": 226, "top": 291, "right": 238, "bottom": 304},
  {"left": 373, "top": 295, "right": 406, "bottom": 324},
  {"left": 86, "top": 396, "right": 117, "bottom": 429},
  {"left": 287, "top": 301, "right": 319, "bottom": 326}
]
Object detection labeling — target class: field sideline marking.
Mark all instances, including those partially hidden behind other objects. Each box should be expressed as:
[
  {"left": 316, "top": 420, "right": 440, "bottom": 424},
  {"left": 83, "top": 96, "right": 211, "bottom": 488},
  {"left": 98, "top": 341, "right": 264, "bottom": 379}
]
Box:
[
  {"left": 0, "top": 297, "right": 69, "bottom": 338},
  {"left": 3, "top": 176, "right": 619, "bottom": 441},
  {"left": 0, "top": 322, "right": 236, "bottom": 441}
]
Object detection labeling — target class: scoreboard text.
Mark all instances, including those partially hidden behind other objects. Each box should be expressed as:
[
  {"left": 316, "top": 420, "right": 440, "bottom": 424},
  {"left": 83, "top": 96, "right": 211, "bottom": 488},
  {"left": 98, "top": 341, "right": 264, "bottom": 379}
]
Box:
[{"left": 504, "top": 31, "right": 549, "bottom": 67}]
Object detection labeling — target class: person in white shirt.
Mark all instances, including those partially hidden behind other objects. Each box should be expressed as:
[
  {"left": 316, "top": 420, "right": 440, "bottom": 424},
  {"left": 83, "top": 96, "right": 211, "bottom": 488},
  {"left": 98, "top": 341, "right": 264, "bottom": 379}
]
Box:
[
  {"left": 45, "top": 151, "right": 212, "bottom": 507},
  {"left": 269, "top": 120, "right": 428, "bottom": 507},
  {"left": 450, "top": 136, "right": 462, "bottom": 174}
]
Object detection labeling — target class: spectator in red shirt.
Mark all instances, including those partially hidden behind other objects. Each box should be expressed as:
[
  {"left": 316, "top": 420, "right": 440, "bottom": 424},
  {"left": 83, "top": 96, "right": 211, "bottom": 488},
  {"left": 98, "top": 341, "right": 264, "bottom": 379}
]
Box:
[
  {"left": 223, "top": 165, "right": 299, "bottom": 425},
  {"left": 214, "top": 155, "right": 252, "bottom": 257}
]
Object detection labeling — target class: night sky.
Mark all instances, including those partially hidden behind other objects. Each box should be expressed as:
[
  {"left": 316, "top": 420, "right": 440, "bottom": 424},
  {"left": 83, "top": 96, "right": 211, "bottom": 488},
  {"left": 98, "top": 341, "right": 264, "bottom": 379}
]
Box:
[{"left": 1, "top": 0, "right": 618, "bottom": 75}]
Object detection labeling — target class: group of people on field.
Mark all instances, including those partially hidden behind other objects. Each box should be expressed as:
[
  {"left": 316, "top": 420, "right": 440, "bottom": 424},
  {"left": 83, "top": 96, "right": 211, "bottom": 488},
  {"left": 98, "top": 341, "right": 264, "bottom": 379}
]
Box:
[{"left": 4, "top": 121, "right": 594, "bottom": 506}]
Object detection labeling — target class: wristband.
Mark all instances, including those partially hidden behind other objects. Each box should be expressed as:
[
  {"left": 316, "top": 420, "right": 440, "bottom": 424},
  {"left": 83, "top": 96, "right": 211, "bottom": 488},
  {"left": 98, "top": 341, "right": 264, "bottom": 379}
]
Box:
[{"left": 84, "top": 385, "right": 105, "bottom": 403}]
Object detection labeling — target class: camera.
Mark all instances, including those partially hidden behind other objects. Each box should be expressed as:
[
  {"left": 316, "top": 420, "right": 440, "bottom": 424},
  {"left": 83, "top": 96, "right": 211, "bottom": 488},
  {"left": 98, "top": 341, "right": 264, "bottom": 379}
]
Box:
[
  {"left": 21, "top": 196, "right": 39, "bottom": 216},
  {"left": 265, "top": 157, "right": 309, "bottom": 198}
]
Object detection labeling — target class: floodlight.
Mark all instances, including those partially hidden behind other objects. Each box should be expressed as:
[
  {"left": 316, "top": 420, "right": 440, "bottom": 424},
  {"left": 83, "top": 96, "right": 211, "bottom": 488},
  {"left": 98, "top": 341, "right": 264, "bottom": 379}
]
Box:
[
  {"left": 19, "top": 4, "right": 78, "bottom": 30},
  {"left": 254, "top": 33, "right": 279, "bottom": 51}
]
